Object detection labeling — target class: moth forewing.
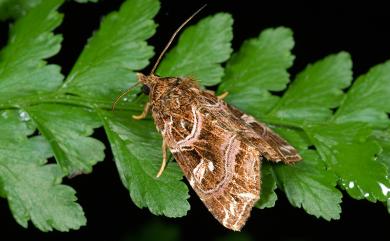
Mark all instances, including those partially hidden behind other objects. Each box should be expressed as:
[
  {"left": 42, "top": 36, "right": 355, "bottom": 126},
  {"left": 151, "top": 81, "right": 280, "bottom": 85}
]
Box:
[
  {"left": 227, "top": 105, "right": 302, "bottom": 164},
  {"left": 136, "top": 75, "right": 301, "bottom": 231}
]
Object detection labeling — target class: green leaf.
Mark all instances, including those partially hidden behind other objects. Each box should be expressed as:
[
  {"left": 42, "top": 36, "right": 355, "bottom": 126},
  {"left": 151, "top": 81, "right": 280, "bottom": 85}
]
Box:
[
  {"left": 274, "top": 150, "right": 342, "bottom": 220},
  {"left": 0, "top": 0, "right": 99, "bottom": 20},
  {"left": 0, "top": 0, "right": 42, "bottom": 20},
  {"left": 371, "top": 130, "right": 390, "bottom": 212},
  {"left": 307, "top": 123, "right": 389, "bottom": 202},
  {"left": 0, "top": 113, "right": 85, "bottom": 231},
  {"left": 0, "top": 109, "right": 36, "bottom": 197},
  {"left": 268, "top": 52, "right": 352, "bottom": 123},
  {"left": 268, "top": 127, "right": 342, "bottom": 220},
  {"left": 273, "top": 58, "right": 390, "bottom": 203},
  {"left": 263, "top": 57, "right": 390, "bottom": 208},
  {"left": 0, "top": 0, "right": 165, "bottom": 230},
  {"left": 373, "top": 129, "right": 390, "bottom": 173},
  {"left": 218, "top": 27, "right": 294, "bottom": 115},
  {"left": 101, "top": 110, "right": 190, "bottom": 217},
  {"left": 63, "top": 0, "right": 159, "bottom": 100},
  {"left": 256, "top": 163, "right": 277, "bottom": 209},
  {"left": 0, "top": 110, "right": 36, "bottom": 141},
  {"left": 157, "top": 13, "right": 233, "bottom": 86},
  {"left": 0, "top": 0, "right": 89, "bottom": 231},
  {"left": 273, "top": 126, "right": 312, "bottom": 149},
  {"left": 334, "top": 61, "right": 390, "bottom": 128},
  {"left": 26, "top": 104, "right": 105, "bottom": 175},
  {"left": 0, "top": 0, "right": 64, "bottom": 101}
]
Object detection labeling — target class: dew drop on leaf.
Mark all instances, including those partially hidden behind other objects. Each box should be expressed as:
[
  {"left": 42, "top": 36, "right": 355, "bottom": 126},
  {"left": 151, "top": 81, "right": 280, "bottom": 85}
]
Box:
[
  {"left": 379, "top": 182, "right": 390, "bottom": 196},
  {"left": 18, "top": 110, "right": 30, "bottom": 121},
  {"left": 1, "top": 111, "right": 9, "bottom": 119}
]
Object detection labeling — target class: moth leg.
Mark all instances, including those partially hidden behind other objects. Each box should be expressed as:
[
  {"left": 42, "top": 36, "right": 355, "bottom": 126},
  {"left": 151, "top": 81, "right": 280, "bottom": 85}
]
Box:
[
  {"left": 132, "top": 102, "right": 151, "bottom": 120},
  {"left": 156, "top": 140, "right": 168, "bottom": 178},
  {"left": 217, "top": 91, "right": 229, "bottom": 100}
]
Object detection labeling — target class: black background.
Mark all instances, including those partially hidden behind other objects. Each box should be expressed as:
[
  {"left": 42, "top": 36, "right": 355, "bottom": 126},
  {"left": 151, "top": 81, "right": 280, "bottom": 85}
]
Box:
[{"left": 1, "top": 0, "right": 390, "bottom": 240}]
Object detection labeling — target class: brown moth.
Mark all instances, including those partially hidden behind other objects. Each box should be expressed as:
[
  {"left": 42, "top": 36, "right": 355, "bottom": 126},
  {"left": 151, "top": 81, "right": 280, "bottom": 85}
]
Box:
[{"left": 114, "top": 6, "right": 301, "bottom": 231}]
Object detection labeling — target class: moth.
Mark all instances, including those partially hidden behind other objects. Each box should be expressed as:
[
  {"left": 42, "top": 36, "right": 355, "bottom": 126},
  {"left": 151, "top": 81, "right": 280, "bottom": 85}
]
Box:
[{"left": 113, "top": 6, "right": 301, "bottom": 231}]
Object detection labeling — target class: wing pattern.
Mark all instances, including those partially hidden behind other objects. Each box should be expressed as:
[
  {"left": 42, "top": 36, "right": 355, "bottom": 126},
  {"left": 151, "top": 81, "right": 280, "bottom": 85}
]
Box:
[{"left": 151, "top": 77, "right": 301, "bottom": 230}]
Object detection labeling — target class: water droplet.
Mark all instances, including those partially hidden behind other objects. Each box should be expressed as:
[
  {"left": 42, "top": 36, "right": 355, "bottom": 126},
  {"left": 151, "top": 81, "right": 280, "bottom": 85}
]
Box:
[
  {"left": 123, "top": 97, "right": 128, "bottom": 102},
  {"left": 364, "top": 193, "right": 370, "bottom": 198},
  {"left": 18, "top": 111, "right": 30, "bottom": 121},
  {"left": 348, "top": 181, "right": 355, "bottom": 189},
  {"left": 1, "top": 111, "right": 8, "bottom": 119},
  {"left": 379, "top": 182, "right": 390, "bottom": 196}
]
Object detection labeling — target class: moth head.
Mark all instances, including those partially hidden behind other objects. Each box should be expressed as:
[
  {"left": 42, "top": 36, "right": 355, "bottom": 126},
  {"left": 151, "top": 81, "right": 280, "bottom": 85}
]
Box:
[
  {"left": 111, "top": 73, "right": 156, "bottom": 111},
  {"left": 137, "top": 73, "right": 160, "bottom": 95}
]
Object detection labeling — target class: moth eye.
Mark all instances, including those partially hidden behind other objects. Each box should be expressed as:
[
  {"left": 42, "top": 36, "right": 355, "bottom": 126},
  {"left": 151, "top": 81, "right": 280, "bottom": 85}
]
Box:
[{"left": 141, "top": 84, "right": 150, "bottom": 95}]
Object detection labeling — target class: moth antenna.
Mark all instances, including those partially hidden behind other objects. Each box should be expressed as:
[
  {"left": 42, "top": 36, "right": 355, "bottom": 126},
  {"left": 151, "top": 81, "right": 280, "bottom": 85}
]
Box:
[
  {"left": 112, "top": 82, "right": 142, "bottom": 111},
  {"left": 149, "top": 4, "right": 207, "bottom": 75}
]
